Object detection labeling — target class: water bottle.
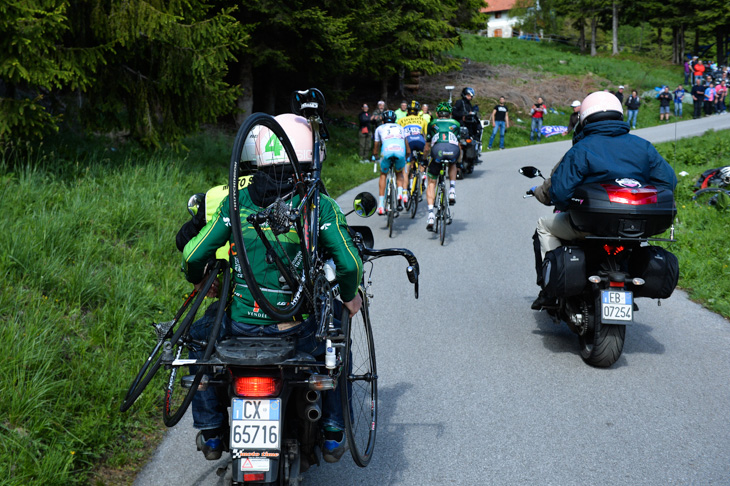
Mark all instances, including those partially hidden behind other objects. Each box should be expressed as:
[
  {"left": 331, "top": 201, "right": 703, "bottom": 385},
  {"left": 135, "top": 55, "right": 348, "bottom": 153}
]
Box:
[{"left": 325, "top": 339, "right": 336, "bottom": 369}]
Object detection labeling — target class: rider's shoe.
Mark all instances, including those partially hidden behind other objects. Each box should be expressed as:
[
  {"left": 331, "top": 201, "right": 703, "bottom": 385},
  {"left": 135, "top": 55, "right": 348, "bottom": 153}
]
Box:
[
  {"left": 196, "top": 430, "right": 224, "bottom": 461},
  {"left": 531, "top": 290, "right": 557, "bottom": 310},
  {"left": 426, "top": 213, "right": 435, "bottom": 232},
  {"left": 377, "top": 205, "right": 386, "bottom": 216},
  {"left": 322, "top": 427, "right": 349, "bottom": 463},
  {"left": 402, "top": 193, "right": 408, "bottom": 206},
  {"left": 397, "top": 197, "right": 404, "bottom": 212},
  {"left": 449, "top": 188, "right": 456, "bottom": 205}
]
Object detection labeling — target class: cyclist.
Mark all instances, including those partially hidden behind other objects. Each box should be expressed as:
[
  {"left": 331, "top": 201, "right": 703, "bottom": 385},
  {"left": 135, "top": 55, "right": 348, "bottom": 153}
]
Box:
[
  {"left": 372, "top": 109, "right": 411, "bottom": 214},
  {"left": 452, "top": 87, "right": 483, "bottom": 153},
  {"left": 424, "top": 102, "right": 460, "bottom": 231},
  {"left": 180, "top": 113, "right": 364, "bottom": 463},
  {"left": 398, "top": 100, "right": 429, "bottom": 190}
]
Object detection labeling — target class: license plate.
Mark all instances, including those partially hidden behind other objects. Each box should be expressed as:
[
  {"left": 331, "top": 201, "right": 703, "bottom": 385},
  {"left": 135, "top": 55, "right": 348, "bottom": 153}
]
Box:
[
  {"left": 601, "top": 290, "right": 633, "bottom": 323},
  {"left": 231, "top": 399, "right": 281, "bottom": 450}
]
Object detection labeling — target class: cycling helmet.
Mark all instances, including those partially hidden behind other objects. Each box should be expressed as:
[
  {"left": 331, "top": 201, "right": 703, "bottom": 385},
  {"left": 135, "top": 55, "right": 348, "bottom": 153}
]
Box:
[
  {"left": 242, "top": 113, "right": 321, "bottom": 167},
  {"left": 578, "top": 91, "right": 624, "bottom": 127},
  {"left": 436, "top": 102, "right": 452, "bottom": 117},
  {"left": 291, "top": 88, "right": 326, "bottom": 118},
  {"left": 408, "top": 100, "right": 421, "bottom": 115},
  {"left": 461, "top": 87, "right": 475, "bottom": 99},
  {"left": 383, "top": 110, "right": 397, "bottom": 123}
]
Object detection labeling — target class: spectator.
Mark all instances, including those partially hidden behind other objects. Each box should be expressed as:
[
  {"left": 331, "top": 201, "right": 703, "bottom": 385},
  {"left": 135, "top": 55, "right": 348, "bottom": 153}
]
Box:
[
  {"left": 704, "top": 82, "right": 716, "bottom": 116},
  {"left": 614, "top": 85, "right": 625, "bottom": 106},
  {"left": 626, "top": 90, "right": 640, "bottom": 129},
  {"left": 563, "top": 100, "right": 581, "bottom": 136},
  {"left": 371, "top": 100, "right": 386, "bottom": 128},
  {"left": 673, "top": 84, "right": 685, "bottom": 118},
  {"left": 420, "top": 103, "right": 432, "bottom": 124},
  {"left": 395, "top": 100, "right": 408, "bottom": 121},
  {"left": 715, "top": 81, "right": 727, "bottom": 114},
  {"left": 529, "top": 97, "right": 547, "bottom": 142},
  {"left": 487, "top": 96, "right": 510, "bottom": 150},
  {"left": 693, "top": 57, "right": 705, "bottom": 85},
  {"left": 357, "top": 103, "right": 372, "bottom": 163},
  {"left": 658, "top": 86, "right": 672, "bottom": 122},
  {"left": 691, "top": 77, "right": 705, "bottom": 119},
  {"left": 684, "top": 58, "right": 691, "bottom": 85}
]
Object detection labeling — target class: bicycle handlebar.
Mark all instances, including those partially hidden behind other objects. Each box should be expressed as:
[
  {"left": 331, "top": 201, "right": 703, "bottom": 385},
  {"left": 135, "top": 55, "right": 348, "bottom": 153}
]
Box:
[{"left": 361, "top": 247, "right": 420, "bottom": 299}]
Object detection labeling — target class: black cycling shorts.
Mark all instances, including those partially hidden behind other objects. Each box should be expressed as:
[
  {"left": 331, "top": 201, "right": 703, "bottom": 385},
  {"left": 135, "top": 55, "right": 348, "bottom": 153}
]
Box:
[{"left": 428, "top": 142, "right": 459, "bottom": 178}]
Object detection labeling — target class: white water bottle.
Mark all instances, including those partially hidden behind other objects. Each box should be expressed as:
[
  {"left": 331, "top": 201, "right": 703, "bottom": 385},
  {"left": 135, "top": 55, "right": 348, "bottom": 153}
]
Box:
[{"left": 325, "top": 339, "right": 336, "bottom": 369}]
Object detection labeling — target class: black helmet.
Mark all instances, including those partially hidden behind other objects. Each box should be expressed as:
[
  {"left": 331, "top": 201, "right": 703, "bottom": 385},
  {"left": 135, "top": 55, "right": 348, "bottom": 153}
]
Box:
[
  {"left": 408, "top": 100, "right": 420, "bottom": 115},
  {"left": 383, "top": 110, "right": 396, "bottom": 123},
  {"left": 461, "top": 87, "right": 475, "bottom": 99}
]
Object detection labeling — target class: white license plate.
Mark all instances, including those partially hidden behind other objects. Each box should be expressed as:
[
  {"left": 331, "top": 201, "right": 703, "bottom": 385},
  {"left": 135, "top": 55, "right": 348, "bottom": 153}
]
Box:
[
  {"left": 231, "top": 399, "right": 281, "bottom": 450},
  {"left": 601, "top": 290, "right": 633, "bottom": 323}
]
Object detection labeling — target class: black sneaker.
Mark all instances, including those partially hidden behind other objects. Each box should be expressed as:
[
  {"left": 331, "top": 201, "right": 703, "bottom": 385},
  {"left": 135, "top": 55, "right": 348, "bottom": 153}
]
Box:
[
  {"left": 531, "top": 290, "right": 557, "bottom": 310},
  {"left": 196, "top": 431, "right": 224, "bottom": 461}
]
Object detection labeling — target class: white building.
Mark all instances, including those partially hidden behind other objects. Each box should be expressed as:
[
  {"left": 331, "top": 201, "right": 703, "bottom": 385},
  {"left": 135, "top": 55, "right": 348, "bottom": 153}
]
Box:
[{"left": 480, "top": 0, "right": 522, "bottom": 38}]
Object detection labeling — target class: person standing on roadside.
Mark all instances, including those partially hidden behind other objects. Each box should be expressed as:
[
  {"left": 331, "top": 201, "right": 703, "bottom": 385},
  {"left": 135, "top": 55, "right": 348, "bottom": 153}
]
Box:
[
  {"left": 357, "top": 103, "right": 372, "bottom": 163},
  {"left": 614, "top": 85, "right": 625, "bottom": 106},
  {"left": 395, "top": 100, "right": 408, "bottom": 121},
  {"left": 529, "top": 97, "right": 547, "bottom": 142},
  {"left": 704, "top": 82, "right": 716, "bottom": 116},
  {"left": 691, "top": 77, "right": 705, "bottom": 119},
  {"left": 420, "top": 103, "right": 432, "bottom": 125},
  {"left": 715, "top": 81, "right": 727, "bottom": 114},
  {"left": 626, "top": 90, "right": 640, "bottom": 129},
  {"left": 693, "top": 56, "right": 705, "bottom": 85},
  {"left": 371, "top": 100, "right": 386, "bottom": 129},
  {"left": 487, "top": 96, "right": 509, "bottom": 150},
  {"left": 673, "top": 85, "right": 685, "bottom": 118},
  {"left": 658, "top": 86, "right": 672, "bottom": 122},
  {"left": 563, "top": 100, "right": 581, "bottom": 135},
  {"left": 684, "top": 59, "right": 691, "bottom": 85}
]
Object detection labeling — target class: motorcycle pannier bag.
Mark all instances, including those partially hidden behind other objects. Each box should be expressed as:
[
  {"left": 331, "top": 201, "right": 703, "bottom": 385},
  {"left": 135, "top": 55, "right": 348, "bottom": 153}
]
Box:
[
  {"left": 628, "top": 246, "right": 679, "bottom": 299},
  {"left": 541, "top": 246, "right": 586, "bottom": 298}
]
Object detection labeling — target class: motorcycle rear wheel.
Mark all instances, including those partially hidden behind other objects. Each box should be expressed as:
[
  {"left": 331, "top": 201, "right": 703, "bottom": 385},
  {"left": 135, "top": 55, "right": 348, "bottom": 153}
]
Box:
[
  {"left": 579, "top": 302, "right": 626, "bottom": 368},
  {"left": 341, "top": 289, "right": 377, "bottom": 467}
]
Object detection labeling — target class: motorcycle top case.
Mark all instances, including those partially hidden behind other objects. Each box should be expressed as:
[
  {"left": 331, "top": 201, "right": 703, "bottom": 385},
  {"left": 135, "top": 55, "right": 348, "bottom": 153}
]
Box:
[
  {"left": 568, "top": 182, "right": 676, "bottom": 238},
  {"left": 628, "top": 245, "right": 679, "bottom": 299},
  {"left": 542, "top": 246, "right": 587, "bottom": 298}
]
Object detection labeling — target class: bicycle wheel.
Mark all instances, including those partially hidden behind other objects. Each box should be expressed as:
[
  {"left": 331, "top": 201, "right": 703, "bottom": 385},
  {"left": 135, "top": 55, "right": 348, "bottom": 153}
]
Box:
[
  {"left": 387, "top": 174, "right": 395, "bottom": 238},
  {"left": 163, "top": 268, "right": 231, "bottom": 427},
  {"left": 341, "top": 289, "right": 377, "bottom": 467},
  {"left": 692, "top": 187, "right": 730, "bottom": 207},
  {"left": 438, "top": 183, "right": 447, "bottom": 246},
  {"left": 120, "top": 267, "right": 218, "bottom": 412},
  {"left": 409, "top": 167, "right": 420, "bottom": 219},
  {"left": 228, "top": 113, "right": 308, "bottom": 322}
]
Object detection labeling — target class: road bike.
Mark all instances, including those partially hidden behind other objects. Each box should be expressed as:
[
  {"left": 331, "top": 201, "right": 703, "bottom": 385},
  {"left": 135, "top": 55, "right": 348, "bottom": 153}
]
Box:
[
  {"left": 381, "top": 156, "right": 400, "bottom": 237},
  {"left": 432, "top": 158, "right": 452, "bottom": 245},
  {"left": 405, "top": 150, "right": 425, "bottom": 219}
]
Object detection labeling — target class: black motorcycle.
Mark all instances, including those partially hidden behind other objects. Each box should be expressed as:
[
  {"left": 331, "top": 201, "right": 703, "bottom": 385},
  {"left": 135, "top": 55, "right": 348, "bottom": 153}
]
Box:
[
  {"left": 457, "top": 107, "right": 483, "bottom": 179},
  {"left": 521, "top": 166, "right": 679, "bottom": 367}
]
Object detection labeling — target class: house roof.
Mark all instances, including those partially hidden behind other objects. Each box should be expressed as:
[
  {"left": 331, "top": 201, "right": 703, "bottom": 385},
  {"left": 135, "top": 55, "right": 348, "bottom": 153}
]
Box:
[{"left": 480, "top": 0, "right": 521, "bottom": 13}]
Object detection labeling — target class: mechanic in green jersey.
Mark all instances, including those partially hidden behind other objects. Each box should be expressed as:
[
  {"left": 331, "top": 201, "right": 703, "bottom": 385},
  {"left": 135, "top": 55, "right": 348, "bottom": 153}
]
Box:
[
  {"left": 423, "top": 102, "right": 461, "bottom": 231},
  {"left": 180, "top": 113, "right": 363, "bottom": 463}
]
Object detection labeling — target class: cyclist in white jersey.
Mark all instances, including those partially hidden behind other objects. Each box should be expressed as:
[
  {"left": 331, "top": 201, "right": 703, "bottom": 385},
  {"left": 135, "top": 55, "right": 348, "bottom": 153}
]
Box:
[{"left": 372, "top": 110, "right": 411, "bottom": 214}]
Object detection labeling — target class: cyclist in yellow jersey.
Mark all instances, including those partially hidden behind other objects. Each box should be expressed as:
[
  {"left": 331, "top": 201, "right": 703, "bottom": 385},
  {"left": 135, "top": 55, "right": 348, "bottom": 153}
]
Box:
[{"left": 398, "top": 100, "right": 429, "bottom": 201}]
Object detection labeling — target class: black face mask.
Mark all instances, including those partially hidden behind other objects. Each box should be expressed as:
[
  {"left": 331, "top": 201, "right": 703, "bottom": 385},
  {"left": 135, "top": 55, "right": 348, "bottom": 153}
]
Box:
[{"left": 248, "top": 168, "right": 296, "bottom": 208}]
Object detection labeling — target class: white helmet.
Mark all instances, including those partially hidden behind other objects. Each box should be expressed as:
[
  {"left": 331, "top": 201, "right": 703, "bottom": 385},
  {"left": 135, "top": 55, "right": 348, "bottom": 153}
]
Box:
[
  {"left": 242, "top": 113, "right": 321, "bottom": 166},
  {"left": 579, "top": 91, "right": 624, "bottom": 127}
]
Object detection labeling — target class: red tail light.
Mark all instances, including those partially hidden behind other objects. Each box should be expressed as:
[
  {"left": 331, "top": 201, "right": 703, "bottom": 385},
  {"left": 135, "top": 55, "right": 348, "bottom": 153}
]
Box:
[
  {"left": 466, "top": 138, "right": 472, "bottom": 143},
  {"left": 603, "top": 245, "right": 625, "bottom": 256},
  {"left": 609, "top": 281, "right": 625, "bottom": 287},
  {"left": 602, "top": 184, "right": 658, "bottom": 205},
  {"left": 233, "top": 376, "right": 282, "bottom": 397},
  {"left": 244, "top": 473, "right": 266, "bottom": 481}
]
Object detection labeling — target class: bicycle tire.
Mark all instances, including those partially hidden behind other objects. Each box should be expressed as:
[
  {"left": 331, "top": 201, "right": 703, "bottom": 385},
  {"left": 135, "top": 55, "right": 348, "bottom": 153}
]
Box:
[
  {"left": 341, "top": 289, "right": 377, "bottom": 467},
  {"left": 163, "top": 266, "right": 231, "bottom": 427},
  {"left": 692, "top": 187, "right": 730, "bottom": 206},
  {"left": 409, "top": 168, "right": 420, "bottom": 219},
  {"left": 387, "top": 174, "right": 395, "bottom": 238},
  {"left": 120, "top": 267, "right": 218, "bottom": 412},
  {"left": 439, "top": 182, "right": 447, "bottom": 245},
  {"left": 228, "top": 113, "right": 308, "bottom": 322}
]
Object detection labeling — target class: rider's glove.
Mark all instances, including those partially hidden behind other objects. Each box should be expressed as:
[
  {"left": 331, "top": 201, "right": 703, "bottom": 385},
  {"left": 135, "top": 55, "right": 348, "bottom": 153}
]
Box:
[
  {"left": 406, "top": 155, "right": 412, "bottom": 162},
  {"left": 371, "top": 155, "right": 376, "bottom": 161}
]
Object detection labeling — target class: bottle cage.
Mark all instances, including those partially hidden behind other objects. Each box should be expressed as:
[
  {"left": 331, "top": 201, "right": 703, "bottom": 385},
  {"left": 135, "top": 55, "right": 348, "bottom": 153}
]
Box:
[{"left": 291, "top": 88, "right": 326, "bottom": 118}]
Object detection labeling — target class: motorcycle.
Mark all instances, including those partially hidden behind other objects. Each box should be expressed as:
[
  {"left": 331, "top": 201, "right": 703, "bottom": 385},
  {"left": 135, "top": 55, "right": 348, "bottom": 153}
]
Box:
[
  {"left": 520, "top": 166, "right": 679, "bottom": 367},
  {"left": 457, "top": 107, "right": 484, "bottom": 179},
  {"left": 183, "top": 192, "right": 419, "bottom": 485}
]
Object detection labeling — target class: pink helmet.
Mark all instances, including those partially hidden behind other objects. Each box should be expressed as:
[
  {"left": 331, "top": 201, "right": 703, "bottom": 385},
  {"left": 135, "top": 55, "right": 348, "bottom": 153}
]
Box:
[
  {"left": 579, "top": 91, "right": 624, "bottom": 127},
  {"left": 242, "top": 113, "right": 322, "bottom": 166}
]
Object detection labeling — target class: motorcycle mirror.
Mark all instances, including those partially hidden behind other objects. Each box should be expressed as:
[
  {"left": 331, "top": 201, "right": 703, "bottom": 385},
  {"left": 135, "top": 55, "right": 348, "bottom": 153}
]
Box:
[
  {"left": 187, "top": 193, "right": 205, "bottom": 218},
  {"left": 352, "top": 192, "right": 377, "bottom": 218},
  {"left": 519, "top": 166, "right": 544, "bottom": 179}
]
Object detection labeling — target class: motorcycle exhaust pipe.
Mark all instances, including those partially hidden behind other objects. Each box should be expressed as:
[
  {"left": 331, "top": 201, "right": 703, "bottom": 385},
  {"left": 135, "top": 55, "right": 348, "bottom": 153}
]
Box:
[
  {"left": 305, "top": 390, "right": 320, "bottom": 404},
  {"left": 304, "top": 403, "right": 322, "bottom": 422}
]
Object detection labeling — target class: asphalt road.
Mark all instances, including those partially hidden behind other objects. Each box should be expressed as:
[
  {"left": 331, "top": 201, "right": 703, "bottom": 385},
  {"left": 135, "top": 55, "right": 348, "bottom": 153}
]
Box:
[{"left": 133, "top": 116, "right": 730, "bottom": 486}]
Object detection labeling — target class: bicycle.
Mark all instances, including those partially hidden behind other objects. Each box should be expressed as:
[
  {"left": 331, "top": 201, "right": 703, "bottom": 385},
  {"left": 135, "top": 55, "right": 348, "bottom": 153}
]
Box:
[
  {"left": 405, "top": 150, "right": 424, "bottom": 219},
  {"left": 432, "top": 157, "right": 452, "bottom": 245},
  {"left": 381, "top": 156, "right": 400, "bottom": 237}
]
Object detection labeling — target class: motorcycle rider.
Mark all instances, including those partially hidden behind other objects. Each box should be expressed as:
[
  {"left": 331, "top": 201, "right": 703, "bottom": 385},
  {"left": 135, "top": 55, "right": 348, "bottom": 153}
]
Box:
[
  {"left": 373, "top": 109, "right": 411, "bottom": 214},
  {"left": 452, "top": 87, "right": 483, "bottom": 160},
  {"left": 529, "top": 91, "right": 677, "bottom": 309},
  {"left": 180, "top": 113, "right": 364, "bottom": 463},
  {"left": 424, "top": 102, "right": 460, "bottom": 231}
]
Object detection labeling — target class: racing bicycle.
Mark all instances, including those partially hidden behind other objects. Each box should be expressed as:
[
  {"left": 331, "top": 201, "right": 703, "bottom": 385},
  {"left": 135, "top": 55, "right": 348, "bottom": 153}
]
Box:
[{"left": 431, "top": 158, "right": 452, "bottom": 245}]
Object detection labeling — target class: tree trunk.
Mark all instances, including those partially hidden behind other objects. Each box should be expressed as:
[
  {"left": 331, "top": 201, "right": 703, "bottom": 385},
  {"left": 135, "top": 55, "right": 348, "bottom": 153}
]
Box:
[
  {"left": 263, "top": 73, "right": 275, "bottom": 115},
  {"left": 380, "top": 78, "right": 388, "bottom": 104},
  {"left": 234, "top": 60, "right": 253, "bottom": 127},
  {"left": 717, "top": 27, "right": 727, "bottom": 66},
  {"left": 612, "top": 1, "right": 619, "bottom": 55},
  {"left": 693, "top": 28, "right": 699, "bottom": 55},
  {"left": 590, "top": 17, "right": 597, "bottom": 57},
  {"left": 578, "top": 18, "right": 586, "bottom": 53},
  {"left": 680, "top": 24, "right": 685, "bottom": 64},
  {"left": 396, "top": 66, "right": 405, "bottom": 98},
  {"left": 671, "top": 26, "right": 678, "bottom": 64}
]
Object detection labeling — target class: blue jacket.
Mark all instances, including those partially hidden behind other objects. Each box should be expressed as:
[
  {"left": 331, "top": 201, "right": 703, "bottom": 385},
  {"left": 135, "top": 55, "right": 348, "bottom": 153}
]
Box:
[{"left": 549, "top": 120, "right": 677, "bottom": 210}]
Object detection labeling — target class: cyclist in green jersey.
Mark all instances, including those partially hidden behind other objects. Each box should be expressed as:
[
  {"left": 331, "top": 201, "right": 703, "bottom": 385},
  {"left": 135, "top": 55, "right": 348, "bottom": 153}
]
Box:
[{"left": 424, "top": 103, "right": 461, "bottom": 231}]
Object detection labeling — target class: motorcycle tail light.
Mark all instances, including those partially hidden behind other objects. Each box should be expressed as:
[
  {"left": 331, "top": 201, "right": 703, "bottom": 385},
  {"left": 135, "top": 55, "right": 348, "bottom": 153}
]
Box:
[
  {"left": 244, "top": 473, "right": 266, "bottom": 481},
  {"left": 603, "top": 184, "right": 658, "bottom": 205},
  {"left": 609, "top": 281, "right": 624, "bottom": 288},
  {"left": 466, "top": 138, "right": 472, "bottom": 143},
  {"left": 603, "top": 244, "right": 624, "bottom": 256},
  {"left": 233, "top": 376, "right": 282, "bottom": 397}
]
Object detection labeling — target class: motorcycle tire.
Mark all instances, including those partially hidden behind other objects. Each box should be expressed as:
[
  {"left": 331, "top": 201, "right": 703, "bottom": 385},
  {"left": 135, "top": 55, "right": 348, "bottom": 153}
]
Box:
[{"left": 579, "top": 300, "right": 626, "bottom": 368}]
